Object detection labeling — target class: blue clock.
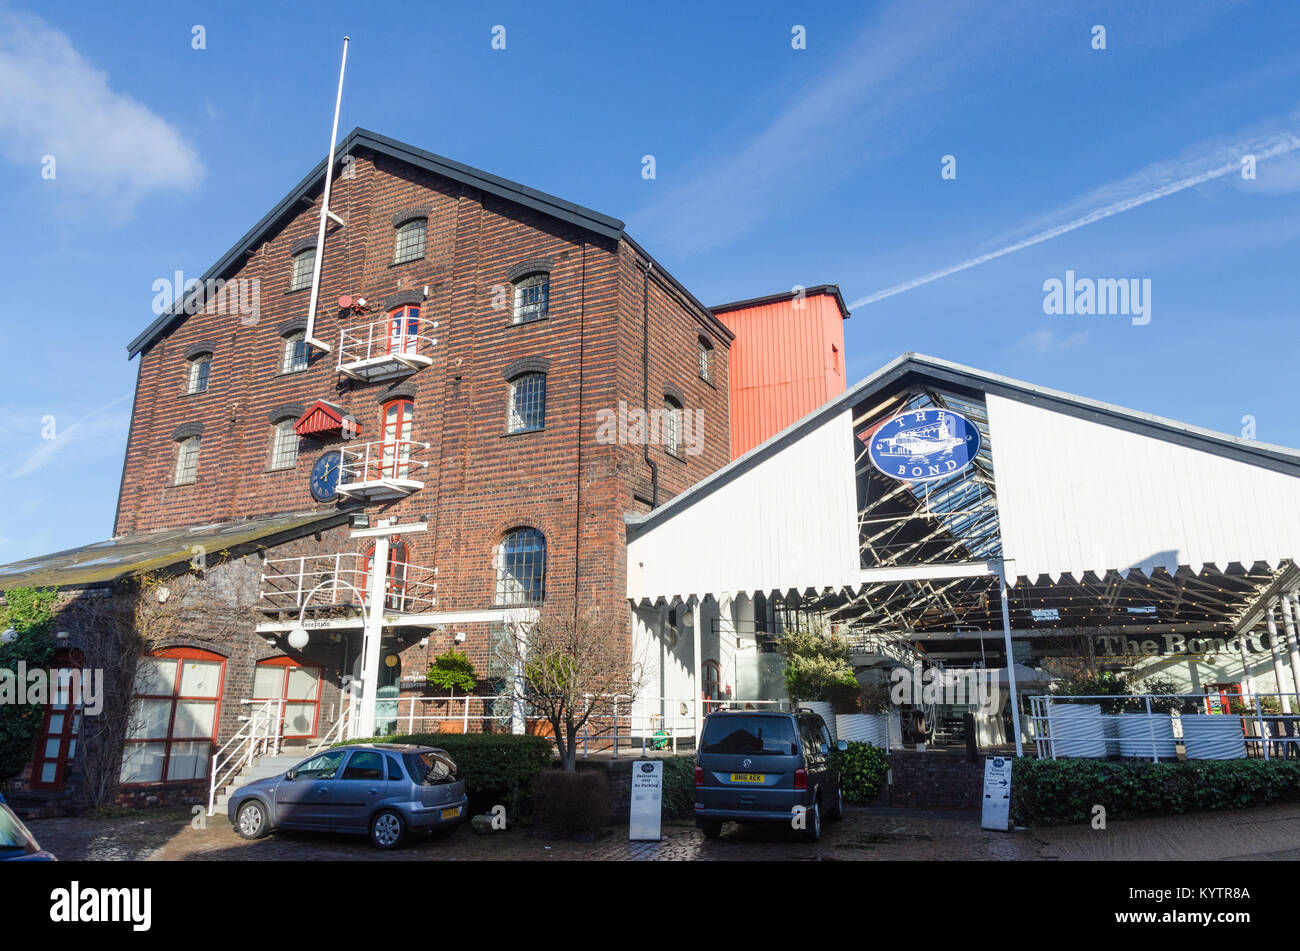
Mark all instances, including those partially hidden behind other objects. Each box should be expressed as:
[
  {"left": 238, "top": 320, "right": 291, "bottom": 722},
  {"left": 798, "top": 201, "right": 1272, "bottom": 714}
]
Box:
[{"left": 310, "top": 450, "right": 342, "bottom": 502}]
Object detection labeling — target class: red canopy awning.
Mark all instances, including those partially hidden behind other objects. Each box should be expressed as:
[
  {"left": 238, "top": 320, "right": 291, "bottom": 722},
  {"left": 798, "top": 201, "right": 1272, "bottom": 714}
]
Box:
[{"left": 294, "top": 400, "right": 356, "bottom": 437}]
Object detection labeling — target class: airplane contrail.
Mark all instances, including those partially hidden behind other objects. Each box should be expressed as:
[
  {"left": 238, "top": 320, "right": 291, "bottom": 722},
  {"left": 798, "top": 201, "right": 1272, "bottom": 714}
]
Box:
[{"left": 849, "top": 134, "right": 1300, "bottom": 309}]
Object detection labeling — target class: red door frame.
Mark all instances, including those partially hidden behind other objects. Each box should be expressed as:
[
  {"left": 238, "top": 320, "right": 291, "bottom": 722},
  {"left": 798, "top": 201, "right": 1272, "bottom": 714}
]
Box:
[
  {"left": 361, "top": 539, "right": 409, "bottom": 610},
  {"left": 386, "top": 305, "right": 420, "bottom": 356},
  {"left": 252, "top": 657, "right": 323, "bottom": 739},
  {"left": 29, "top": 650, "right": 83, "bottom": 790},
  {"left": 120, "top": 646, "right": 227, "bottom": 786},
  {"left": 380, "top": 398, "right": 414, "bottom": 478}
]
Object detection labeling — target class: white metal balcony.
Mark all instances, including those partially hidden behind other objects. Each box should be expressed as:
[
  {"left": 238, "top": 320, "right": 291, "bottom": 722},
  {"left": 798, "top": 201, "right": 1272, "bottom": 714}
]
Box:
[
  {"left": 258, "top": 552, "right": 438, "bottom": 614},
  {"left": 336, "top": 319, "right": 438, "bottom": 382},
  {"left": 337, "top": 439, "right": 429, "bottom": 500}
]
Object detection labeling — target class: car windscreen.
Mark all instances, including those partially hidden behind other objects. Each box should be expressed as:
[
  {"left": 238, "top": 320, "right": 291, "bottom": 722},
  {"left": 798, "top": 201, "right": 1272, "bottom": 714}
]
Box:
[
  {"left": 0, "top": 803, "right": 38, "bottom": 855},
  {"left": 402, "top": 751, "right": 458, "bottom": 785},
  {"left": 700, "top": 716, "right": 798, "bottom": 755}
]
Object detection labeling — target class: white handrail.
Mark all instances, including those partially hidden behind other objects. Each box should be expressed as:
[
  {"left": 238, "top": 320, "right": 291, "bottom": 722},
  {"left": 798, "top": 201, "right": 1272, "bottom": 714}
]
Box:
[
  {"left": 207, "top": 698, "right": 282, "bottom": 816},
  {"left": 337, "top": 318, "right": 438, "bottom": 369}
]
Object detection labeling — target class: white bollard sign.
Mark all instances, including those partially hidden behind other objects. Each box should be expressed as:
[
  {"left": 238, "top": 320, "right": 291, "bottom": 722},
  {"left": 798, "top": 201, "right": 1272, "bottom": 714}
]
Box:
[
  {"left": 981, "top": 756, "right": 1012, "bottom": 831},
  {"left": 629, "top": 760, "right": 663, "bottom": 841}
]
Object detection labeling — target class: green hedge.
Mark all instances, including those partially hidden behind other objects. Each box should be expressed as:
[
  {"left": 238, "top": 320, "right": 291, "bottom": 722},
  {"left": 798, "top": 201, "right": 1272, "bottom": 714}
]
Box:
[
  {"left": 832, "top": 742, "right": 890, "bottom": 803},
  {"left": 1011, "top": 757, "right": 1300, "bottom": 825},
  {"left": 660, "top": 755, "right": 697, "bottom": 819},
  {"left": 335, "top": 733, "right": 554, "bottom": 814}
]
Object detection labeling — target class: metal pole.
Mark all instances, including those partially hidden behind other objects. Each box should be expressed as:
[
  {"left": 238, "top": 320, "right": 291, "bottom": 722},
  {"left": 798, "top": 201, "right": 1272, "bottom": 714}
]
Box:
[
  {"left": 1145, "top": 695, "right": 1157, "bottom": 763},
  {"left": 997, "top": 561, "right": 1024, "bottom": 756},
  {"left": 1266, "top": 602, "right": 1293, "bottom": 714},
  {"left": 1280, "top": 594, "right": 1300, "bottom": 731},
  {"left": 355, "top": 532, "right": 388, "bottom": 739},
  {"left": 303, "top": 36, "right": 349, "bottom": 353},
  {"left": 692, "top": 598, "right": 704, "bottom": 746}
]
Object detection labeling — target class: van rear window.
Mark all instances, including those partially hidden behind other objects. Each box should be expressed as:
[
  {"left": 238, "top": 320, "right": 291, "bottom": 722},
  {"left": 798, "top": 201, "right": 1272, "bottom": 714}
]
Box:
[{"left": 700, "top": 717, "right": 798, "bottom": 755}]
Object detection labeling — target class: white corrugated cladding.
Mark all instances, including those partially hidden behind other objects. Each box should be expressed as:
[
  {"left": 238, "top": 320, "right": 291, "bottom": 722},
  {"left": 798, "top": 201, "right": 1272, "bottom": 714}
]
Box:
[
  {"left": 626, "top": 409, "right": 859, "bottom": 601},
  {"left": 987, "top": 393, "right": 1300, "bottom": 579}
]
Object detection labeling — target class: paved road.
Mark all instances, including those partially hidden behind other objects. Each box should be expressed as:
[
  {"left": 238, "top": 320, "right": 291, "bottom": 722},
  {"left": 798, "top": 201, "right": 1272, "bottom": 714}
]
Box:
[{"left": 26, "top": 802, "right": 1300, "bottom": 861}]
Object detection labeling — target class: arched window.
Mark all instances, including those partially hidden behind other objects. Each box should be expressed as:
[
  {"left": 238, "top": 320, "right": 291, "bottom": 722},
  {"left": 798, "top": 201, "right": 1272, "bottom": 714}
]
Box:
[
  {"left": 379, "top": 398, "right": 414, "bottom": 478},
  {"left": 290, "top": 247, "right": 316, "bottom": 291},
  {"left": 282, "top": 328, "right": 310, "bottom": 373},
  {"left": 120, "top": 647, "right": 226, "bottom": 784},
  {"left": 512, "top": 272, "right": 549, "bottom": 324},
  {"left": 662, "top": 397, "right": 683, "bottom": 456},
  {"left": 494, "top": 528, "right": 546, "bottom": 605},
  {"left": 269, "top": 418, "right": 299, "bottom": 470},
  {"left": 174, "top": 434, "right": 201, "bottom": 485},
  {"left": 697, "top": 337, "right": 713, "bottom": 383},
  {"left": 393, "top": 218, "right": 426, "bottom": 264},
  {"left": 187, "top": 352, "right": 212, "bottom": 394},
  {"left": 506, "top": 372, "right": 546, "bottom": 433}
]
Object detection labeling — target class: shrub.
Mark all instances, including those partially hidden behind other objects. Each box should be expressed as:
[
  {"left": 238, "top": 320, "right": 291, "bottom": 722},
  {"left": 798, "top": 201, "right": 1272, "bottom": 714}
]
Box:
[
  {"left": 425, "top": 649, "right": 477, "bottom": 694},
  {"left": 531, "top": 769, "right": 612, "bottom": 837},
  {"left": 0, "top": 587, "right": 57, "bottom": 786},
  {"left": 336, "top": 732, "right": 553, "bottom": 815},
  {"left": 659, "top": 755, "right": 696, "bottom": 819},
  {"left": 1010, "top": 757, "right": 1300, "bottom": 826},
  {"left": 833, "top": 741, "right": 890, "bottom": 803},
  {"left": 775, "top": 626, "right": 858, "bottom": 703}
]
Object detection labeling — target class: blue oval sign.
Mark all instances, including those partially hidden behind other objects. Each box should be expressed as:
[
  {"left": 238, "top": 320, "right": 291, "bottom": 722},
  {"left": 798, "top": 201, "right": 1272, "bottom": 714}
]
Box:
[{"left": 866, "top": 408, "right": 981, "bottom": 483}]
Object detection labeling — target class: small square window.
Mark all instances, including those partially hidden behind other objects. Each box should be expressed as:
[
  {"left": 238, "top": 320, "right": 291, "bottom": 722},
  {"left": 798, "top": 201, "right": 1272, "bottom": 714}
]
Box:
[
  {"left": 270, "top": 419, "right": 299, "bottom": 470},
  {"left": 290, "top": 248, "right": 316, "bottom": 291},
  {"left": 188, "top": 354, "right": 211, "bottom": 394},
  {"left": 282, "top": 331, "right": 309, "bottom": 373},
  {"left": 174, "top": 436, "right": 201, "bottom": 485},
  {"left": 512, "top": 274, "right": 549, "bottom": 324},
  {"left": 393, "top": 219, "right": 426, "bottom": 264}
]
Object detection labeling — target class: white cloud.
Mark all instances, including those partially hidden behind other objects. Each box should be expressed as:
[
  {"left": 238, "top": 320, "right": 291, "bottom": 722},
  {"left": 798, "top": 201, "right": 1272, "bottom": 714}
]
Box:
[
  {"left": 1019, "top": 329, "right": 1088, "bottom": 354},
  {"left": 0, "top": 7, "right": 204, "bottom": 215},
  {"left": 0, "top": 393, "right": 132, "bottom": 480}
]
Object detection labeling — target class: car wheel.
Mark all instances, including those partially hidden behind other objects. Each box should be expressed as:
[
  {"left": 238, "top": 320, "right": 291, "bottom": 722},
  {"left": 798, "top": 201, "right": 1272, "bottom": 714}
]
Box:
[
  {"left": 235, "top": 800, "right": 269, "bottom": 840},
  {"left": 828, "top": 784, "right": 844, "bottom": 821},
  {"left": 801, "top": 801, "right": 822, "bottom": 842},
  {"left": 699, "top": 821, "right": 723, "bottom": 839},
  {"left": 370, "top": 809, "right": 406, "bottom": 850}
]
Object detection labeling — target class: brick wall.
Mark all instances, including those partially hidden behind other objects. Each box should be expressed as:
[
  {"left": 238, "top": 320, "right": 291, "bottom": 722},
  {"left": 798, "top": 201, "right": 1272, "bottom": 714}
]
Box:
[
  {"left": 887, "top": 749, "right": 985, "bottom": 809},
  {"left": 113, "top": 144, "right": 733, "bottom": 679}
]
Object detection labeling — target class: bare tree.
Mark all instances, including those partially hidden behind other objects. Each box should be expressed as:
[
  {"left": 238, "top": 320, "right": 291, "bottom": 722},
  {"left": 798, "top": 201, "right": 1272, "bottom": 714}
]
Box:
[{"left": 495, "top": 610, "right": 642, "bottom": 770}]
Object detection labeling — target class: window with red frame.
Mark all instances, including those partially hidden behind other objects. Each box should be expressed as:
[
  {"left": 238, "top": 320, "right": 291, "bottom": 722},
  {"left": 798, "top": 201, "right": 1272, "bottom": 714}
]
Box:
[
  {"left": 30, "top": 650, "right": 83, "bottom": 790},
  {"left": 386, "top": 305, "right": 420, "bottom": 356},
  {"left": 361, "top": 539, "right": 409, "bottom": 610},
  {"left": 380, "top": 398, "right": 414, "bottom": 478},
  {"left": 119, "top": 647, "right": 225, "bottom": 784},
  {"left": 252, "top": 657, "right": 323, "bottom": 739}
]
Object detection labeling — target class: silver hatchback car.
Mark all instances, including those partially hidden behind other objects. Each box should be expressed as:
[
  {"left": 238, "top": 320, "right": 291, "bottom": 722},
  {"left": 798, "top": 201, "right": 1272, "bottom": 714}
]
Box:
[{"left": 228, "top": 743, "right": 467, "bottom": 850}]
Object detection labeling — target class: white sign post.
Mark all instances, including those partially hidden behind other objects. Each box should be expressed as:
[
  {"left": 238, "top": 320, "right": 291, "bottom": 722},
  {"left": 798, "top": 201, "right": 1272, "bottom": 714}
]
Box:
[
  {"left": 981, "top": 756, "right": 1012, "bottom": 831},
  {"left": 629, "top": 760, "right": 663, "bottom": 841}
]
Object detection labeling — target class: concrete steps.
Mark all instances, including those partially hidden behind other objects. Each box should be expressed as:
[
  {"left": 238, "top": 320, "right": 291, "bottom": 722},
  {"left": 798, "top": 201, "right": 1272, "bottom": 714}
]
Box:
[{"left": 213, "top": 746, "right": 319, "bottom": 813}]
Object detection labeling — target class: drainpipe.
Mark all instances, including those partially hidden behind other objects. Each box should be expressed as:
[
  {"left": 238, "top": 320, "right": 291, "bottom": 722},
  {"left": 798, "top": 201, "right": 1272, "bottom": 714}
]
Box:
[{"left": 641, "top": 259, "right": 659, "bottom": 509}]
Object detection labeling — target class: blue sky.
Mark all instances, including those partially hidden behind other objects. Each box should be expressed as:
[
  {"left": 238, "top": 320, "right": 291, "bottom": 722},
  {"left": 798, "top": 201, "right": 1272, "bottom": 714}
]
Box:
[{"left": 1, "top": 0, "right": 1298, "bottom": 564}]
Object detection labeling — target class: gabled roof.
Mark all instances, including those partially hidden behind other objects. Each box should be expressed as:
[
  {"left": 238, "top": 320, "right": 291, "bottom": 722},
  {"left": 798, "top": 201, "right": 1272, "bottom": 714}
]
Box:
[
  {"left": 0, "top": 511, "right": 347, "bottom": 591},
  {"left": 626, "top": 352, "right": 1300, "bottom": 540},
  {"left": 127, "top": 128, "right": 727, "bottom": 357},
  {"left": 710, "top": 284, "right": 851, "bottom": 320}
]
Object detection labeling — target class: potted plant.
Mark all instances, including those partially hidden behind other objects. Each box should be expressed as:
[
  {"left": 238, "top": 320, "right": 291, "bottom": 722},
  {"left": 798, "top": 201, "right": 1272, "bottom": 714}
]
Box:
[{"left": 426, "top": 648, "right": 477, "bottom": 734}]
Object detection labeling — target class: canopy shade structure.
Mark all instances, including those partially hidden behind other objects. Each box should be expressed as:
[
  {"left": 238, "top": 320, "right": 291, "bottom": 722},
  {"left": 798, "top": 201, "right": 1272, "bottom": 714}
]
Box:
[
  {"left": 0, "top": 511, "right": 347, "bottom": 591},
  {"left": 625, "top": 354, "right": 1300, "bottom": 640}
]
